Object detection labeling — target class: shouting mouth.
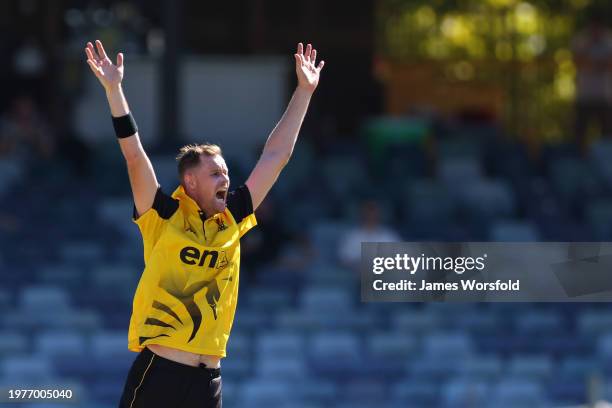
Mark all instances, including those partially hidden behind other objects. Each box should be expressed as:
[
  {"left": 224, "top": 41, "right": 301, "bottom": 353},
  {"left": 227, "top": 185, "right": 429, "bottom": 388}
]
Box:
[{"left": 215, "top": 188, "right": 227, "bottom": 203}]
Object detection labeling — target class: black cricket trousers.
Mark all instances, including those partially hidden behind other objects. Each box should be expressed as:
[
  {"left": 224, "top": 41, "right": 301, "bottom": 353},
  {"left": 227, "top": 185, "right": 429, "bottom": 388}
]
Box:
[{"left": 118, "top": 346, "right": 222, "bottom": 408}]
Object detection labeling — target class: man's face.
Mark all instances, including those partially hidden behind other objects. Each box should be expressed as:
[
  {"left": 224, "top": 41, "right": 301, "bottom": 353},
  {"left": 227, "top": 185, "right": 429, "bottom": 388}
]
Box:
[{"left": 184, "top": 154, "right": 230, "bottom": 216}]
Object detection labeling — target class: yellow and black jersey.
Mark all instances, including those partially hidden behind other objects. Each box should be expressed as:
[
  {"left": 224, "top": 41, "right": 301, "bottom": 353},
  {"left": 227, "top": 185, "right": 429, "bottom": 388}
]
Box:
[{"left": 128, "top": 184, "right": 257, "bottom": 357}]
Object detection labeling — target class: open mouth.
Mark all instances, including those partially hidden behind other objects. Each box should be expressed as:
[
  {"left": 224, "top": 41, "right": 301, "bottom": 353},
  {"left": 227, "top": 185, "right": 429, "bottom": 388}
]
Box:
[{"left": 215, "top": 189, "right": 227, "bottom": 202}]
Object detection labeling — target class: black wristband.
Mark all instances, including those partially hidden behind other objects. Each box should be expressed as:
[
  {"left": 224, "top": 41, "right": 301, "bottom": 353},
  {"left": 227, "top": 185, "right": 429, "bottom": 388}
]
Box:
[{"left": 112, "top": 112, "right": 138, "bottom": 139}]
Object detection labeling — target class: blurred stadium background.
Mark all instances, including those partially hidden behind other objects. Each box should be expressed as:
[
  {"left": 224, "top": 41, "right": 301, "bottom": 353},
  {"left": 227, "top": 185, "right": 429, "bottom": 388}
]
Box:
[{"left": 4, "top": 0, "right": 612, "bottom": 407}]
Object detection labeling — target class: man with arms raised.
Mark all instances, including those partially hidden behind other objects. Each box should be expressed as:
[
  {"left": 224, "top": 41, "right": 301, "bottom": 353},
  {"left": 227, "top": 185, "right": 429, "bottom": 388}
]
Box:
[{"left": 84, "top": 39, "right": 324, "bottom": 408}]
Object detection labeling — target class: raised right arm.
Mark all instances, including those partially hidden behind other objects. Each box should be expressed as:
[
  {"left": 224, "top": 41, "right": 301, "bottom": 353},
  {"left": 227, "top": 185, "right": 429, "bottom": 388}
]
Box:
[{"left": 85, "top": 40, "right": 158, "bottom": 217}]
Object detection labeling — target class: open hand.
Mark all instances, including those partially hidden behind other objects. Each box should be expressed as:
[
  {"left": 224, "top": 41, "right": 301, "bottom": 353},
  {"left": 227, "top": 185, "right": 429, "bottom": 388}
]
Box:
[
  {"left": 294, "top": 43, "right": 324, "bottom": 93},
  {"left": 85, "top": 40, "right": 124, "bottom": 92}
]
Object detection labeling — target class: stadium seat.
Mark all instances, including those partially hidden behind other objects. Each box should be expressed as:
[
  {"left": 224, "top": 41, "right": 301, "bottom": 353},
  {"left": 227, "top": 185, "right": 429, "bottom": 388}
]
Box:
[
  {"left": 0, "top": 331, "right": 28, "bottom": 356},
  {"left": 0, "top": 356, "right": 54, "bottom": 382},
  {"left": 441, "top": 379, "right": 489, "bottom": 408},
  {"left": 491, "top": 379, "right": 545, "bottom": 407},
  {"left": 309, "top": 332, "right": 360, "bottom": 377},
  {"left": 299, "top": 286, "right": 353, "bottom": 312},
  {"left": 390, "top": 380, "right": 439, "bottom": 407},
  {"left": 456, "top": 355, "right": 503, "bottom": 380},
  {"left": 239, "top": 380, "right": 296, "bottom": 407},
  {"left": 19, "top": 285, "right": 71, "bottom": 312},
  {"left": 438, "top": 157, "right": 483, "bottom": 188},
  {"left": 404, "top": 179, "right": 456, "bottom": 223},
  {"left": 489, "top": 220, "right": 540, "bottom": 241},
  {"left": 256, "top": 331, "right": 304, "bottom": 357},
  {"left": 35, "top": 330, "right": 86, "bottom": 357},
  {"left": 515, "top": 309, "right": 563, "bottom": 334},
  {"left": 507, "top": 355, "right": 553, "bottom": 381},
  {"left": 457, "top": 179, "right": 516, "bottom": 221},
  {"left": 256, "top": 355, "right": 307, "bottom": 379}
]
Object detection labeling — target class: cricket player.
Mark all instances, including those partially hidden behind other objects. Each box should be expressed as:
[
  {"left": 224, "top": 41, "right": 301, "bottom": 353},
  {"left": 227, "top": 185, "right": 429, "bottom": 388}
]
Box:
[{"left": 84, "top": 39, "right": 323, "bottom": 408}]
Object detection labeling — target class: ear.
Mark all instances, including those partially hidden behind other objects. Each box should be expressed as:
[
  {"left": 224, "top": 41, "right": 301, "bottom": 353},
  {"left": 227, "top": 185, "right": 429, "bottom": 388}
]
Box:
[{"left": 183, "top": 171, "right": 197, "bottom": 190}]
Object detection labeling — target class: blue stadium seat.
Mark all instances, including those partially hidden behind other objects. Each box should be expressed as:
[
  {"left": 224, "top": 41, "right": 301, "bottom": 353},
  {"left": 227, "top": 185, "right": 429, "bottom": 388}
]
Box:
[
  {"left": 578, "top": 310, "right": 612, "bottom": 336},
  {"left": 392, "top": 309, "right": 442, "bottom": 334},
  {"left": 507, "top": 355, "right": 553, "bottom": 381},
  {"left": 491, "top": 379, "right": 545, "bottom": 407},
  {"left": 342, "top": 379, "right": 387, "bottom": 405},
  {"left": 404, "top": 179, "right": 456, "bottom": 223},
  {"left": 585, "top": 200, "right": 612, "bottom": 240},
  {"left": 19, "top": 285, "right": 71, "bottom": 312},
  {"left": 296, "top": 378, "right": 338, "bottom": 406},
  {"left": 489, "top": 220, "right": 540, "bottom": 241},
  {"left": 515, "top": 310, "right": 563, "bottom": 335},
  {"left": 245, "top": 287, "right": 293, "bottom": 310},
  {"left": 456, "top": 355, "right": 503, "bottom": 380},
  {"left": 90, "top": 263, "right": 138, "bottom": 291},
  {"left": 35, "top": 330, "right": 86, "bottom": 357},
  {"left": 239, "top": 380, "right": 296, "bottom": 408},
  {"left": 441, "top": 379, "right": 489, "bottom": 408},
  {"left": 589, "top": 140, "right": 612, "bottom": 190},
  {"left": 309, "top": 220, "right": 349, "bottom": 263},
  {"left": 90, "top": 331, "right": 130, "bottom": 357},
  {"left": 423, "top": 332, "right": 472, "bottom": 358},
  {"left": 60, "top": 241, "right": 104, "bottom": 265},
  {"left": 452, "top": 311, "right": 499, "bottom": 334},
  {"left": 256, "top": 355, "right": 307, "bottom": 379},
  {"left": 226, "top": 331, "right": 252, "bottom": 359},
  {"left": 366, "top": 331, "right": 418, "bottom": 360},
  {"left": 457, "top": 179, "right": 516, "bottom": 221},
  {"left": 299, "top": 286, "right": 353, "bottom": 312},
  {"left": 1, "top": 356, "right": 54, "bottom": 382},
  {"left": 97, "top": 197, "right": 139, "bottom": 240},
  {"left": 36, "top": 264, "right": 85, "bottom": 289},
  {"left": 439, "top": 157, "right": 483, "bottom": 188},
  {"left": 390, "top": 380, "right": 439, "bottom": 407},
  {"left": 322, "top": 157, "right": 368, "bottom": 198},
  {"left": 0, "top": 331, "right": 28, "bottom": 355},
  {"left": 220, "top": 357, "right": 251, "bottom": 380},
  {"left": 309, "top": 332, "right": 360, "bottom": 377},
  {"left": 256, "top": 331, "right": 304, "bottom": 357}
]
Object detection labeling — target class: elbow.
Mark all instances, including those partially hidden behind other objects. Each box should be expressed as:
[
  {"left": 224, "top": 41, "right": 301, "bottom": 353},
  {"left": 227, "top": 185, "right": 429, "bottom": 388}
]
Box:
[
  {"left": 264, "top": 149, "right": 292, "bottom": 168},
  {"left": 124, "top": 153, "right": 143, "bottom": 168}
]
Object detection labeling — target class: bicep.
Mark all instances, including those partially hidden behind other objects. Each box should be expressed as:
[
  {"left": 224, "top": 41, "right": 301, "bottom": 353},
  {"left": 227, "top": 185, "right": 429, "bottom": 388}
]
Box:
[
  {"left": 245, "top": 152, "right": 288, "bottom": 211},
  {"left": 121, "top": 135, "right": 159, "bottom": 217}
]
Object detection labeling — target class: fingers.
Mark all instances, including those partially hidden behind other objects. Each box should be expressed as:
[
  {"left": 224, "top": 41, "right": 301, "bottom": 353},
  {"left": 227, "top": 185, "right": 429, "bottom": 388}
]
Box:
[
  {"left": 294, "top": 54, "right": 303, "bottom": 66},
  {"left": 86, "top": 42, "right": 99, "bottom": 61},
  {"left": 95, "top": 40, "right": 108, "bottom": 60},
  {"left": 296, "top": 42, "right": 319, "bottom": 66},
  {"left": 317, "top": 60, "right": 325, "bottom": 71},
  {"left": 85, "top": 45, "right": 96, "bottom": 62},
  {"left": 86, "top": 59, "right": 102, "bottom": 78},
  {"left": 116, "top": 52, "right": 124, "bottom": 68}
]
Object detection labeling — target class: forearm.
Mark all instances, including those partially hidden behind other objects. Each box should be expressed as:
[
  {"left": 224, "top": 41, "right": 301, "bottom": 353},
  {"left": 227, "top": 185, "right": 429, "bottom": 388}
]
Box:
[
  {"left": 262, "top": 87, "right": 313, "bottom": 159},
  {"left": 105, "top": 85, "right": 130, "bottom": 117},
  {"left": 105, "top": 85, "right": 144, "bottom": 163}
]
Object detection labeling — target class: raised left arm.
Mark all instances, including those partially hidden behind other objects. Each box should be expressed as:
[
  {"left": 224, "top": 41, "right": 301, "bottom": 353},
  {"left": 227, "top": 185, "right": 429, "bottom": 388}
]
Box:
[{"left": 245, "top": 42, "right": 324, "bottom": 211}]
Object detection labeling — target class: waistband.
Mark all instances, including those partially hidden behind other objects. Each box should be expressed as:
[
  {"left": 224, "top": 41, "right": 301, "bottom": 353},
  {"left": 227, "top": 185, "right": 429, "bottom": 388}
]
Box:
[{"left": 142, "top": 346, "right": 221, "bottom": 380}]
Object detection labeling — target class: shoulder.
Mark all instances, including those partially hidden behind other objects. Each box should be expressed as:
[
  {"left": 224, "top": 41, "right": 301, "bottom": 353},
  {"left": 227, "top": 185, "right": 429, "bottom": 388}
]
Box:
[
  {"left": 133, "top": 186, "right": 180, "bottom": 220},
  {"left": 226, "top": 184, "right": 254, "bottom": 223}
]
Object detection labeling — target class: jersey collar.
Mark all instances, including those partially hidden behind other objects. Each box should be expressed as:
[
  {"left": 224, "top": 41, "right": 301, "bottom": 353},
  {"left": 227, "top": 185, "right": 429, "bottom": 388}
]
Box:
[{"left": 171, "top": 185, "right": 223, "bottom": 222}]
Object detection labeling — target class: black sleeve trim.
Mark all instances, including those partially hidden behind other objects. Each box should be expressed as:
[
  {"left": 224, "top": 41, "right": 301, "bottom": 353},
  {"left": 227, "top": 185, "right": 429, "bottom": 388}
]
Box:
[
  {"left": 133, "top": 186, "right": 179, "bottom": 220},
  {"left": 226, "top": 184, "right": 254, "bottom": 223}
]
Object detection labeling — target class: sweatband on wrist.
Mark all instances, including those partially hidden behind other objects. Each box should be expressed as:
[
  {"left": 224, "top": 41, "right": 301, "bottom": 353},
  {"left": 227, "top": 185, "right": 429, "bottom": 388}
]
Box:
[{"left": 112, "top": 112, "right": 138, "bottom": 138}]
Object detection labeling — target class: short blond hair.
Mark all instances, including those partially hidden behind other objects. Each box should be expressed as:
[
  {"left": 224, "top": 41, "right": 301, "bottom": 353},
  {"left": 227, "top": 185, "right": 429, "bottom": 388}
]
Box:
[{"left": 176, "top": 143, "right": 222, "bottom": 179}]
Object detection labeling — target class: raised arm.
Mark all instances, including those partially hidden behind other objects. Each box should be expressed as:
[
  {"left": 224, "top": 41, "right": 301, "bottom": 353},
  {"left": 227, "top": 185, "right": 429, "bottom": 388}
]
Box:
[
  {"left": 245, "top": 42, "right": 324, "bottom": 211},
  {"left": 85, "top": 40, "right": 158, "bottom": 217}
]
